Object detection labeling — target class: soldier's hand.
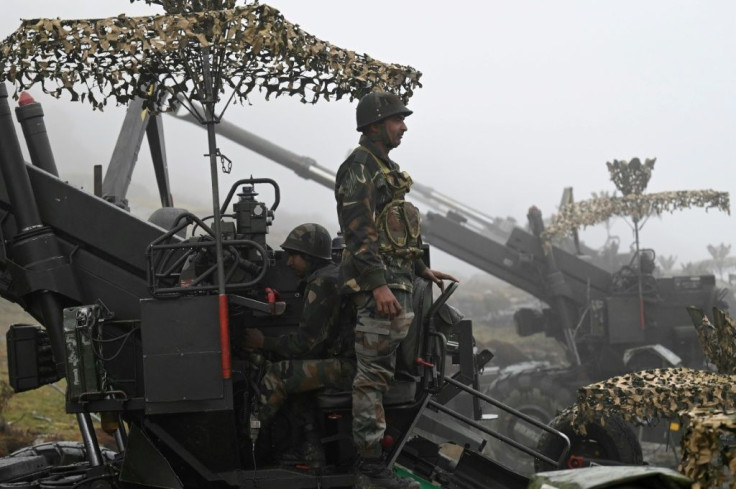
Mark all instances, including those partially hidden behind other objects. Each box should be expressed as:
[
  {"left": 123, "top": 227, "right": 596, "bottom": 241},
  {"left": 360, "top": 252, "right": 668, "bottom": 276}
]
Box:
[
  {"left": 372, "top": 285, "right": 402, "bottom": 319},
  {"left": 244, "top": 328, "right": 265, "bottom": 349},
  {"left": 420, "top": 268, "right": 459, "bottom": 292}
]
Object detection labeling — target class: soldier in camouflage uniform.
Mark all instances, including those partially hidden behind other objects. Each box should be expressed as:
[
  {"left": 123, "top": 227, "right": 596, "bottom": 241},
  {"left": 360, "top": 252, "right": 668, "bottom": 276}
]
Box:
[
  {"left": 335, "top": 92, "right": 458, "bottom": 489},
  {"left": 244, "top": 223, "right": 356, "bottom": 467}
]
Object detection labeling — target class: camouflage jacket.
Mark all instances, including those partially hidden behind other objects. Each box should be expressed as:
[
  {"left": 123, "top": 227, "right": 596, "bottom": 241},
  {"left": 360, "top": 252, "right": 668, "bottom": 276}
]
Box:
[
  {"left": 262, "top": 261, "right": 355, "bottom": 359},
  {"left": 335, "top": 137, "right": 427, "bottom": 294}
]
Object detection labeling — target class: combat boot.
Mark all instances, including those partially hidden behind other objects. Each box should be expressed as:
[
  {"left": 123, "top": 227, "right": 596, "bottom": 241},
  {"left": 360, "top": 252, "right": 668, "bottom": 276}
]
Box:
[
  {"left": 355, "top": 458, "right": 420, "bottom": 489},
  {"left": 279, "top": 430, "right": 326, "bottom": 468}
]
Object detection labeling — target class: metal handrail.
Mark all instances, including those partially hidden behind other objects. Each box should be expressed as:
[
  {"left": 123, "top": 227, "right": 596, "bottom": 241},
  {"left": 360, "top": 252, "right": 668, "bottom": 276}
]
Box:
[{"left": 430, "top": 376, "right": 571, "bottom": 469}]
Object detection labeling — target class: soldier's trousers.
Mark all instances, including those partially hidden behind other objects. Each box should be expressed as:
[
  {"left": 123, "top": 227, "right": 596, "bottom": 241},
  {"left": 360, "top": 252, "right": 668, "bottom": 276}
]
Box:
[
  {"left": 259, "top": 357, "right": 356, "bottom": 425},
  {"left": 352, "top": 289, "right": 414, "bottom": 458}
]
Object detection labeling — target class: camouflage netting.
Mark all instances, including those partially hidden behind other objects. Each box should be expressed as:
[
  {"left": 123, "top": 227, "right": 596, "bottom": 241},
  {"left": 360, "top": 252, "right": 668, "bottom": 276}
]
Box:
[
  {"left": 569, "top": 368, "right": 736, "bottom": 428},
  {"left": 607, "top": 157, "right": 656, "bottom": 197},
  {"left": 133, "top": 0, "right": 241, "bottom": 14},
  {"left": 562, "top": 309, "right": 736, "bottom": 487},
  {"left": 0, "top": 1, "right": 422, "bottom": 112},
  {"left": 688, "top": 307, "right": 736, "bottom": 374},
  {"left": 680, "top": 408, "right": 736, "bottom": 489},
  {"left": 568, "top": 310, "right": 736, "bottom": 425},
  {"left": 542, "top": 190, "right": 730, "bottom": 241}
]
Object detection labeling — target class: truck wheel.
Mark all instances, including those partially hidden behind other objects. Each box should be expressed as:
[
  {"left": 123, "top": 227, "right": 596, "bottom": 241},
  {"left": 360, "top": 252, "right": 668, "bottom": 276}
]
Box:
[
  {"left": 535, "top": 409, "right": 643, "bottom": 472},
  {"left": 482, "top": 374, "right": 573, "bottom": 474}
]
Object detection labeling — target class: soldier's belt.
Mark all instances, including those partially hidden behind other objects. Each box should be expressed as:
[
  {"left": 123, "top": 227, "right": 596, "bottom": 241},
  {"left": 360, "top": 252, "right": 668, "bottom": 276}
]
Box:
[{"left": 379, "top": 245, "right": 423, "bottom": 259}]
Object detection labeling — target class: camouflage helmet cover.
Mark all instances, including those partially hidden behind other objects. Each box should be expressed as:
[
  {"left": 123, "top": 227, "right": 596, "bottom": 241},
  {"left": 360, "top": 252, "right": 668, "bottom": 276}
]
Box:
[
  {"left": 281, "top": 223, "right": 332, "bottom": 261},
  {"left": 356, "top": 91, "right": 413, "bottom": 131}
]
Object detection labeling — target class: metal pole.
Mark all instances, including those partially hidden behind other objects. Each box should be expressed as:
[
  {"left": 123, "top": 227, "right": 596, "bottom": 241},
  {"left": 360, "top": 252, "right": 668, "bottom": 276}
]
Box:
[
  {"left": 634, "top": 218, "right": 646, "bottom": 329},
  {"left": 76, "top": 413, "right": 103, "bottom": 466},
  {"left": 201, "top": 48, "right": 231, "bottom": 379}
]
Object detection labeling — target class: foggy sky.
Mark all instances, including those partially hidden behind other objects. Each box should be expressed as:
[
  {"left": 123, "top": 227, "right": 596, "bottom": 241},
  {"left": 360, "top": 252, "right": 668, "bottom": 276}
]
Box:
[{"left": 2, "top": 1, "right": 734, "bottom": 278}]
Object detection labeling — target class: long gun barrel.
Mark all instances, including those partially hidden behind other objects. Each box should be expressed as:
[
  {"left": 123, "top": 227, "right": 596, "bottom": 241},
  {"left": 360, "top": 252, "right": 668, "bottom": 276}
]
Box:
[{"left": 171, "top": 111, "right": 514, "bottom": 243}]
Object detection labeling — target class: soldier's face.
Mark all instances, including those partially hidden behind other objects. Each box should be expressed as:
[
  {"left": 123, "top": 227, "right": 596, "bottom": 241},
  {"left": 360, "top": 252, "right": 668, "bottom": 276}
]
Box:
[
  {"left": 380, "top": 115, "right": 407, "bottom": 148},
  {"left": 287, "top": 252, "right": 308, "bottom": 278}
]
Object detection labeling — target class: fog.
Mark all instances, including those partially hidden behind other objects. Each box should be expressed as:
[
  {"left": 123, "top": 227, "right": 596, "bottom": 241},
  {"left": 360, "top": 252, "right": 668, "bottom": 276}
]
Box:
[{"left": 2, "top": 1, "right": 734, "bottom": 279}]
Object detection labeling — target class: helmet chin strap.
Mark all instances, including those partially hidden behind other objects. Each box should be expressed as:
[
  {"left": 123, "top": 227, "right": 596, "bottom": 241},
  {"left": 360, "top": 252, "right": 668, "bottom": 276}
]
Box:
[{"left": 368, "top": 123, "right": 395, "bottom": 150}]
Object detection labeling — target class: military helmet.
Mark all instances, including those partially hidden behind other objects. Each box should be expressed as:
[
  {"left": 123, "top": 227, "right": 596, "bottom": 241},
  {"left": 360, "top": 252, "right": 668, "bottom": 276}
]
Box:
[
  {"left": 281, "top": 223, "right": 332, "bottom": 261},
  {"left": 356, "top": 92, "right": 413, "bottom": 131},
  {"left": 331, "top": 232, "right": 345, "bottom": 252}
]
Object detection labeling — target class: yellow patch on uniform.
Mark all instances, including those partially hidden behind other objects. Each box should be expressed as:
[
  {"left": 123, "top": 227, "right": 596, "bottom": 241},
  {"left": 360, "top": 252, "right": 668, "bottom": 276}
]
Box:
[
  {"left": 346, "top": 278, "right": 360, "bottom": 292},
  {"left": 307, "top": 289, "right": 317, "bottom": 303}
]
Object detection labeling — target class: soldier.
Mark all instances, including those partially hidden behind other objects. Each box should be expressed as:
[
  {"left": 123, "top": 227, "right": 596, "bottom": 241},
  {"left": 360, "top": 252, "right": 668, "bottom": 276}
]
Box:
[
  {"left": 335, "top": 92, "right": 458, "bottom": 489},
  {"left": 244, "top": 223, "right": 356, "bottom": 467}
]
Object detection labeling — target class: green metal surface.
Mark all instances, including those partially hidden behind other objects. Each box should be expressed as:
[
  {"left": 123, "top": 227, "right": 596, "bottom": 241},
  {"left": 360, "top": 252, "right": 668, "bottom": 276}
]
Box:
[
  {"left": 529, "top": 466, "right": 691, "bottom": 489},
  {"left": 394, "top": 465, "right": 440, "bottom": 489}
]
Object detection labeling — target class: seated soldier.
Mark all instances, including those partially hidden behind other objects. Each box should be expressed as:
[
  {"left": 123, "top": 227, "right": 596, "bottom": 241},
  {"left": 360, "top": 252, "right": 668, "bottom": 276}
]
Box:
[{"left": 244, "top": 223, "right": 356, "bottom": 466}]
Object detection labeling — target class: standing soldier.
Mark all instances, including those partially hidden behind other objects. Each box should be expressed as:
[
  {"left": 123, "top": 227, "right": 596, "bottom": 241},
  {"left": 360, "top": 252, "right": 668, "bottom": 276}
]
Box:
[
  {"left": 335, "top": 92, "right": 457, "bottom": 489},
  {"left": 244, "top": 223, "right": 356, "bottom": 467}
]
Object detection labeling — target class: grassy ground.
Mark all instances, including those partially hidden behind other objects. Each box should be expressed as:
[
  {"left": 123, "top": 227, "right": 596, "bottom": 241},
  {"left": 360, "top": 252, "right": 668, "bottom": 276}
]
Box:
[{"left": 0, "top": 300, "right": 84, "bottom": 455}]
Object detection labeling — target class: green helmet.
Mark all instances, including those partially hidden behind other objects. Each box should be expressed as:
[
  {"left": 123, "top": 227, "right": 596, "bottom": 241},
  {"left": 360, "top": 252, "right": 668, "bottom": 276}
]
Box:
[
  {"left": 281, "top": 223, "right": 332, "bottom": 261},
  {"left": 356, "top": 92, "right": 413, "bottom": 131}
]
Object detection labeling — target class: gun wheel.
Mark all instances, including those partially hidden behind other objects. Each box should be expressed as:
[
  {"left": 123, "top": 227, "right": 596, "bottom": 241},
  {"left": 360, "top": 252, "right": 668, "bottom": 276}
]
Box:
[{"left": 535, "top": 408, "right": 643, "bottom": 472}]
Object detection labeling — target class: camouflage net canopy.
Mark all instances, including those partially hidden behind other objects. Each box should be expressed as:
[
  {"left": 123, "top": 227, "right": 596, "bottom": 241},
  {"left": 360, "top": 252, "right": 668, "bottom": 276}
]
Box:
[
  {"left": 543, "top": 190, "right": 730, "bottom": 241},
  {"left": 0, "top": 0, "right": 422, "bottom": 112},
  {"left": 542, "top": 157, "right": 730, "bottom": 241}
]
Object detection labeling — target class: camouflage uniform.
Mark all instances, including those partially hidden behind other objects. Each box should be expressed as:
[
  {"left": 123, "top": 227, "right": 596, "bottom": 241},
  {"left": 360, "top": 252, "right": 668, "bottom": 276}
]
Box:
[
  {"left": 258, "top": 261, "right": 356, "bottom": 424},
  {"left": 335, "top": 136, "right": 427, "bottom": 458}
]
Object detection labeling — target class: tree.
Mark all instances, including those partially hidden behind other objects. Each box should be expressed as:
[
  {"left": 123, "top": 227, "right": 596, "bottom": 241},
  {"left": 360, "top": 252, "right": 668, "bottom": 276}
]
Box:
[
  {"left": 657, "top": 254, "right": 677, "bottom": 275},
  {"left": 706, "top": 243, "right": 735, "bottom": 281}
]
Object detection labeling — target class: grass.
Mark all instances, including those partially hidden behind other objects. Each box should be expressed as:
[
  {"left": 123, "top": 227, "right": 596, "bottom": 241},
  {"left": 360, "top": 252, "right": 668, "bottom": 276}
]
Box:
[{"left": 0, "top": 300, "right": 84, "bottom": 454}]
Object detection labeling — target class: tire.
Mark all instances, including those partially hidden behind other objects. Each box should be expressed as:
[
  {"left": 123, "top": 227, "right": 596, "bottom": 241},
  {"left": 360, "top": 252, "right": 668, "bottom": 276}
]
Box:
[
  {"left": 535, "top": 408, "right": 643, "bottom": 472},
  {"left": 482, "top": 372, "right": 574, "bottom": 474},
  {"left": 9, "top": 441, "right": 116, "bottom": 465},
  {"left": 1, "top": 442, "right": 117, "bottom": 485}
]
